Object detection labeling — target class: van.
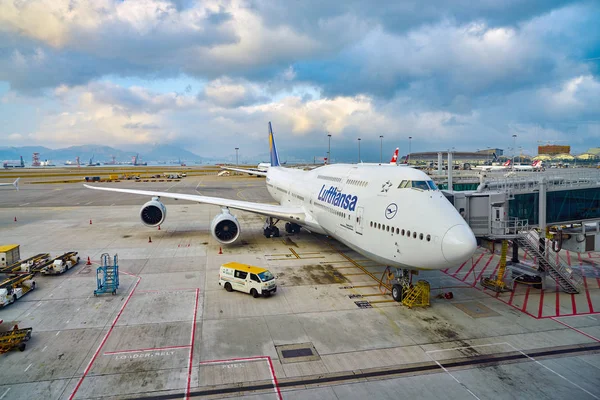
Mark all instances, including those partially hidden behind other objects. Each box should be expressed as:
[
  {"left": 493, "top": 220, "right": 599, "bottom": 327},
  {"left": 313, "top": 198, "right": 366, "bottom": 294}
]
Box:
[{"left": 219, "top": 262, "right": 277, "bottom": 298}]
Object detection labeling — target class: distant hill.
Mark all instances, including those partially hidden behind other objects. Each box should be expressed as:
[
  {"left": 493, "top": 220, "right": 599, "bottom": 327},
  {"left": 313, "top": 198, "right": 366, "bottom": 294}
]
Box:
[{"left": 0, "top": 144, "right": 202, "bottom": 164}]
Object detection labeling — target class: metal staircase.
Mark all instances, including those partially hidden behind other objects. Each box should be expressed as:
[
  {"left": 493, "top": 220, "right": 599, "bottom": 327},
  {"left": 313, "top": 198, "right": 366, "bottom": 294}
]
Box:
[
  {"left": 402, "top": 280, "right": 430, "bottom": 308},
  {"left": 515, "top": 231, "right": 582, "bottom": 294},
  {"left": 94, "top": 253, "right": 119, "bottom": 296}
]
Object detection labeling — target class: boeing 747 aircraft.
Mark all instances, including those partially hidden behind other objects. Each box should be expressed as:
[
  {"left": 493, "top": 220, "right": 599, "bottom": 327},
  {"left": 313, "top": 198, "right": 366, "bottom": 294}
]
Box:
[
  {"left": 0, "top": 178, "right": 19, "bottom": 190},
  {"left": 85, "top": 123, "right": 476, "bottom": 298}
]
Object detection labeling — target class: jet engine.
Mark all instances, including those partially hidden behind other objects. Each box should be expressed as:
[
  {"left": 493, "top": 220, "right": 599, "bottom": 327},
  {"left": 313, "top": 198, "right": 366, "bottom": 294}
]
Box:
[
  {"left": 211, "top": 209, "right": 240, "bottom": 244},
  {"left": 140, "top": 197, "right": 166, "bottom": 227}
]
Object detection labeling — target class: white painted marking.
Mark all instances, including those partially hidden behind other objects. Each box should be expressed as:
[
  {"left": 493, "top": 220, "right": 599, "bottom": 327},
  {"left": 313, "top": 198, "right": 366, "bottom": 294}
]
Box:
[
  {"left": 110, "top": 203, "right": 115, "bottom": 206},
  {"left": 66, "top": 320, "right": 70, "bottom": 324},
  {"left": 424, "top": 353, "right": 481, "bottom": 400},
  {"left": 42, "top": 346, "right": 47, "bottom": 352},
  {"left": 76, "top": 308, "right": 80, "bottom": 312},
  {"left": 85, "top": 201, "right": 93, "bottom": 205},
  {"left": 506, "top": 343, "right": 599, "bottom": 399},
  {"left": 49, "top": 293, "right": 53, "bottom": 297},
  {"left": 25, "top": 312, "right": 31, "bottom": 317},
  {"left": 55, "top": 331, "right": 60, "bottom": 336},
  {"left": 19, "top": 203, "right": 29, "bottom": 207},
  {"left": 24, "top": 363, "right": 32, "bottom": 372},
  {"left": 0, "top": 388, "right": 11, "bottom": 399}
]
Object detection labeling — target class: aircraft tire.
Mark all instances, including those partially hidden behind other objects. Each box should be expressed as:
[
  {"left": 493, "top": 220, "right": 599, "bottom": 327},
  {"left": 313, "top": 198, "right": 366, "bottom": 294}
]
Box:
[
  {"left": 392, "top": 285, "right": 403, "bottom": 302},
  {"left": 272, "top": 227, "right": 280, "bottom": 237}
]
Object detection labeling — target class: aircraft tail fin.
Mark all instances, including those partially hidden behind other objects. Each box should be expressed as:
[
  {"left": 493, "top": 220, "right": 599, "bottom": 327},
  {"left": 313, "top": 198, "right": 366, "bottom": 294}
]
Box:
[
  {"left": 503, "top": 159, "right": 511, "bottom": 166},
  {"left": 13, "top": 177, "right": 19, "bottom": 191},
  {"left": 390, "top": 148, "right": 399, "bottom": 164},
  {"left": 268, "top": 122, "right": 281, "bottom": 167}
]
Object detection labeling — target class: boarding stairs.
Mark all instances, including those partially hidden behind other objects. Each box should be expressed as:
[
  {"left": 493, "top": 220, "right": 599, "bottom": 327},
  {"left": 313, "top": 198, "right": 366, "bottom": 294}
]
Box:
[
  {"left": 515, "top": 231, "right": 582, "bottom": 294},
  {"left": 402, "top": 281, "right": 430, "bottom": 308},
  {"left": 94, "top": 253, "right": 119, "bottom": 296}
]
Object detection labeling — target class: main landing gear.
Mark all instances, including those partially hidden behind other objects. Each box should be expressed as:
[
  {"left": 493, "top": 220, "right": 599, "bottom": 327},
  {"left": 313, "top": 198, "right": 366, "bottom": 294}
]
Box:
[
  {"left": 263, "top": 218, "right": 302, "bottom": 238},
  {"left": 264, "top": 217, "right": 280, "bottom": 238}
]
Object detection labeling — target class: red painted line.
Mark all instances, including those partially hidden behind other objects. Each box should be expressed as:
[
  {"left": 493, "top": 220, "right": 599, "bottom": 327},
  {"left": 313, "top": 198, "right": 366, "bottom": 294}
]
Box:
[
  {"left": 186, "top": 288, "right": 200, "bottom": 400},
  {"left": 538, "top": 290, "right": 545, "bottom": 318},
  {"left": 555, "top": 281, "right": 560, "bottom": 317},
  {"left": 566, "top": 251, "right": 571, "bottom": 267},
  {"left": 508, "top": 283, "right": 517, "bottom": 305},
  {"left": 136, "top": 288, "right": 197, "bottom": 294},
  {"left": 571, "top": 294, "right": 577, "bottom": 314},
  {"left": 473, "top": 255, "right": 495, "bottom": 287},
  {"left": 523, "top": 250, "right": 528, "bottom": 260},
  {"left": 551, "top": 317, "right": 600, "bottom": 343},
  {"left": 266, "top": 356, "right": 283, "bottom": 400},
  {"left": 521, "top": 287, "right": 531, "bottom": 312},
  {"left": 442, "top": 268, "right": 448, "bottom": 273},
  {"left": 578, "top": 255, "right": 595, "bottom": 314},
  {"left": 104, "top": 345, "right": 190, "bottom": 355},
  {"left": 199, "top": 355, "right": 272, "bottom": 364},
  {"left": 69, "top": 275, "right": 141, "bottom": 400},
  {"left": 460, "top": 253, "right": 485, "bottom": 282},
  {"left": 451, "top": 259, "right": 471, "bottom": 277}
]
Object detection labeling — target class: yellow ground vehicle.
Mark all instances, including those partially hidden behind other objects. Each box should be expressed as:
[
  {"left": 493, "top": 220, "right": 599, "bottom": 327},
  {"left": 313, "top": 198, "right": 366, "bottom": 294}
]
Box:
[{"left": 219, "top": 262, "right": 277, "bottom": 298}]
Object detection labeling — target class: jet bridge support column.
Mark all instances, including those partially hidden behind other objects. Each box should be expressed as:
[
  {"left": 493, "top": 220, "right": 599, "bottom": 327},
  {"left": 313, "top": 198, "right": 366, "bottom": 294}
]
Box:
[
  {"left": 447, "top": 152, "right": 453, "bottom": 191},
  {"left": 538, "top": 178, "right": 547, "bottom": 258},
  {"left": 437, "top": 152, "right": 443, "bottom": 175}
]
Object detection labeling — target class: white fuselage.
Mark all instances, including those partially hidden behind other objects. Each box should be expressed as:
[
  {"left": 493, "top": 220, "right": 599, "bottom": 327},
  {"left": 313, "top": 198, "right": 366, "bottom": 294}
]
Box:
[{"left": 265, "top": 164, "right": 476, "bottom": 271}]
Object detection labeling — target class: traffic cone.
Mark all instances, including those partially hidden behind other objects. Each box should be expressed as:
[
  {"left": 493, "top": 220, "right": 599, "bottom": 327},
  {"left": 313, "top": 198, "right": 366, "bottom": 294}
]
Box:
[
  {"left": 218, "top": 247, "right": 222, "bottom": 254},
  {"left": 89, "top": 219, "right": 92, "bottom": 225},
  {"left": 86, "top": 257, "right": 91, "bottom": 265},
  {"left": 158, "top": 225, "right": 161, "bottom": 231},
  {"left": 14, "top": 216, "right": 17, "bottom": 222},
  {"left": 148, "top": 236, "right": 152, "bottom": 243}
]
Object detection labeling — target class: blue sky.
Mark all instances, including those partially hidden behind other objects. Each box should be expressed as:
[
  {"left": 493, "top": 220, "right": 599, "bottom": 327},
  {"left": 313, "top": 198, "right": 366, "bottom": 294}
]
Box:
[{"left": 0, "top": 0, "right": 598, "bottom": 162}]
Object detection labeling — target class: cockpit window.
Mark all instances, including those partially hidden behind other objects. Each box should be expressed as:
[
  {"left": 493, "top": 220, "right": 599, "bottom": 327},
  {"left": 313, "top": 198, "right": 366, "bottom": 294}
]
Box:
[
  {"left": 411, "top": 181, "right": 430, "bottom": 190},
  {"left": 398, "top": 180, "right": 409, "bottom": 188},
  {"left": 427, "top": 180, "right": 438, "bottom": 190}
]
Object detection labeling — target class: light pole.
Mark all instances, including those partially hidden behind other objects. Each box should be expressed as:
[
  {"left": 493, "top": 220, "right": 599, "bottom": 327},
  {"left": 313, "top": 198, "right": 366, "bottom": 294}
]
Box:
[
  {"left": 358, "top": 138, "right": 361, "bottom": 163},
  {"left": 235, "top": 147, "right": 239, "bottom": 167},
  {"left": 379, "top": 135, "right": 383, "bottom": 164},
  {"left": 408, "top": 136, "right": 412, "bottom": 164},
  {"left": 512, "top": 134, "right": 517, "bottom": 168},
  {"left": 327, "top": 133, "right": 331, "bottom": 164}
]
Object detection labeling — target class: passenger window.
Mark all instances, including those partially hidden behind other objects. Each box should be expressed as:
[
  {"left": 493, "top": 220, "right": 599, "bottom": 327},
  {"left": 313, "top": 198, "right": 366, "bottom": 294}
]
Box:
[
  {"left": 407, "top": 230, "right": 410, "bottom": 236},
  {"left": 413, "top": 232, "right": 417, "bottom": 239},
  {"left": 235, "top": 270, "right": 248, "bottom": 279},
  {"left": 250, "top": 274, "right": 260, "bottom": 282},
  {"left": 386, "top": 226, "right": 390, "bottom": 232},
  {"left": 419, "top": 233, "right": 423, "bottom": 240},
  {"left": 396, "top": 228, "right": 399, "bottom": 234},
  {"left": 426, "top": 234, "right": 431, "bottom": 242},
  {"left": 378, "top": 223, "right": 381, "bottom": 229},
  {"left": 401, "top": 229, "right": 405, "bottom": 236}
]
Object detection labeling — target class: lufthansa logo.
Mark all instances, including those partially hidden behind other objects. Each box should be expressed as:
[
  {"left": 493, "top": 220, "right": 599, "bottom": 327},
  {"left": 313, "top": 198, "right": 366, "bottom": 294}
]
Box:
[{"left": 385, "top": 203, "right": 398, "bottom": 219}]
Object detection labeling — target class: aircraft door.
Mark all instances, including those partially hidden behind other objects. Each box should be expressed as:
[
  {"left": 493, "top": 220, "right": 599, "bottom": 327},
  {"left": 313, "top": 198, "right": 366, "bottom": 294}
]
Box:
[{"left": 355, "top": 206, "right": 364, "bottom": 235}]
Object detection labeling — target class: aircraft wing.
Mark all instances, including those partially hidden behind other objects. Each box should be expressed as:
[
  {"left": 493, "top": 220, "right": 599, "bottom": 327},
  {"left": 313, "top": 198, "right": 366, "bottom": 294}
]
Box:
[
  {"left": 83, "top": 184, "right": 306, "bottom": 222},
  {"left": 220, "top": 167, "right": 267, "bottom": 177}
]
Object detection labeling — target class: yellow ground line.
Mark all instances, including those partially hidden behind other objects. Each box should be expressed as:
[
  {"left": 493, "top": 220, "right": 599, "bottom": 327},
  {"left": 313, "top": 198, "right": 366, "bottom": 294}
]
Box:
[
  {"left": 289, "top": 248, "right": 300, "bottom": 259},
  {"left": 326, "top": 243, "right": 392, "bottom": 291},
  {"left": 358, "top": 293, "right": 389, "bottom": 297},
  {"left": 331, "top": 266, "right": 362, "bottom": 269},
  {"left": 349, "top": 284, "right": 379, "bottom": 288},
  {"left": 369, "top": 299, "right": 396, "bottom": 304},
  {"left": 343, "top": 273, "right": 369, "bottom": 276}
]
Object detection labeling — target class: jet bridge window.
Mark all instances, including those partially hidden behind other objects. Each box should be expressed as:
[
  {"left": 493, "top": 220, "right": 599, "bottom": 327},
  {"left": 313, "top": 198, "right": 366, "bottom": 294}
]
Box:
[{"left": 411, "top": 181, "right": 430, "bottom": 190}]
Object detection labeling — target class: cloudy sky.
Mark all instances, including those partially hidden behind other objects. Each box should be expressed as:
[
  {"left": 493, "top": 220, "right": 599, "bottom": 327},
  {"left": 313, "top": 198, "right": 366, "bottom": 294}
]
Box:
[{"left": 0, "top": 0, "right": 599, "bottom": 162}]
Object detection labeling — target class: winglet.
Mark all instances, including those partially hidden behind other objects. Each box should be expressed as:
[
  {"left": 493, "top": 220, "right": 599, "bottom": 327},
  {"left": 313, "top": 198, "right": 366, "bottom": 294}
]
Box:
[
  {"left": 13, "top": 178, "right": 19, "bottom": 191},
  {"left": 268, "top": 122, "right": 281, "bottom": 167}
]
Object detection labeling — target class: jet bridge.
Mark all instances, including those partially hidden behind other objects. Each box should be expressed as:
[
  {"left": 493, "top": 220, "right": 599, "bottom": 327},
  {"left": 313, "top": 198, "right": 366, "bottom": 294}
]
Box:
[{"left": 443, "top": 169, "right": 600, "bottom": 293}]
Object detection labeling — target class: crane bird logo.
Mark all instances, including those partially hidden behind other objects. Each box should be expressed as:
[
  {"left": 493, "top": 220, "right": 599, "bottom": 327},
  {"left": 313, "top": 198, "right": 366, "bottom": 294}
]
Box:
[{"left": 385, "top": 203, "right": 398, "bottom": 219}]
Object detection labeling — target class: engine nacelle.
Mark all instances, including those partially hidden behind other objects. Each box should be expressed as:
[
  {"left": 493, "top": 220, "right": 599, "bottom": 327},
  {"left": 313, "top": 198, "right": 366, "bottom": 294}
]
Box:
[
  {"left": 211, "top": 209, "right": 240, "bottom": 244},
  {"left": 140, "top": 198, "right": 167, "bottom": 227}
]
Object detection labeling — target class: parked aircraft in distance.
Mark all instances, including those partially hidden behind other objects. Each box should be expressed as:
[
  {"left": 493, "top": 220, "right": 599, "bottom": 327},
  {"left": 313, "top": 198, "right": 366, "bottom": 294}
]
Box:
[{"left": 85, "top": 122, "right": 477, "bottom": 298}]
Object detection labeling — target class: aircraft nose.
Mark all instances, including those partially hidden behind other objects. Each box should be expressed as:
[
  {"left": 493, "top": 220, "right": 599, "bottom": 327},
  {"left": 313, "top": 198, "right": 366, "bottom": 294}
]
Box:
[{"left": 441, "top": 224, "right": 477, "bottom": 265}]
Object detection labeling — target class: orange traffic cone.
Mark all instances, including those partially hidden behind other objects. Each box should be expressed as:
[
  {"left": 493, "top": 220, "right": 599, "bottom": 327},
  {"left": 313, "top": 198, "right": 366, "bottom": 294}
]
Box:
[
  {"left": 218, "top": 247, "right": 222, "bottom": 254},
  {"left": 148, "top": 236, "right": 152, "bottom": 243},
  {"left": 89, "top": 219, "right": 92, "bottom": 225},
  {"left": 158, "top": 225, "right": 161, "bottom": 230},
  {"left": 86, "top": 257, "right": 91, "bottom": 265},
  {"left": 14, "top": 216, "right": 17, "bottom": 222}
]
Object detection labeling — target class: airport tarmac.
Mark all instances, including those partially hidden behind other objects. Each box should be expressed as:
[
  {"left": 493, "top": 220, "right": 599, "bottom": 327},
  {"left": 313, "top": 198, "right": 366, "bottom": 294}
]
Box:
[{"left": 0, "top": 175, "right": 599, "bottom": 400}]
